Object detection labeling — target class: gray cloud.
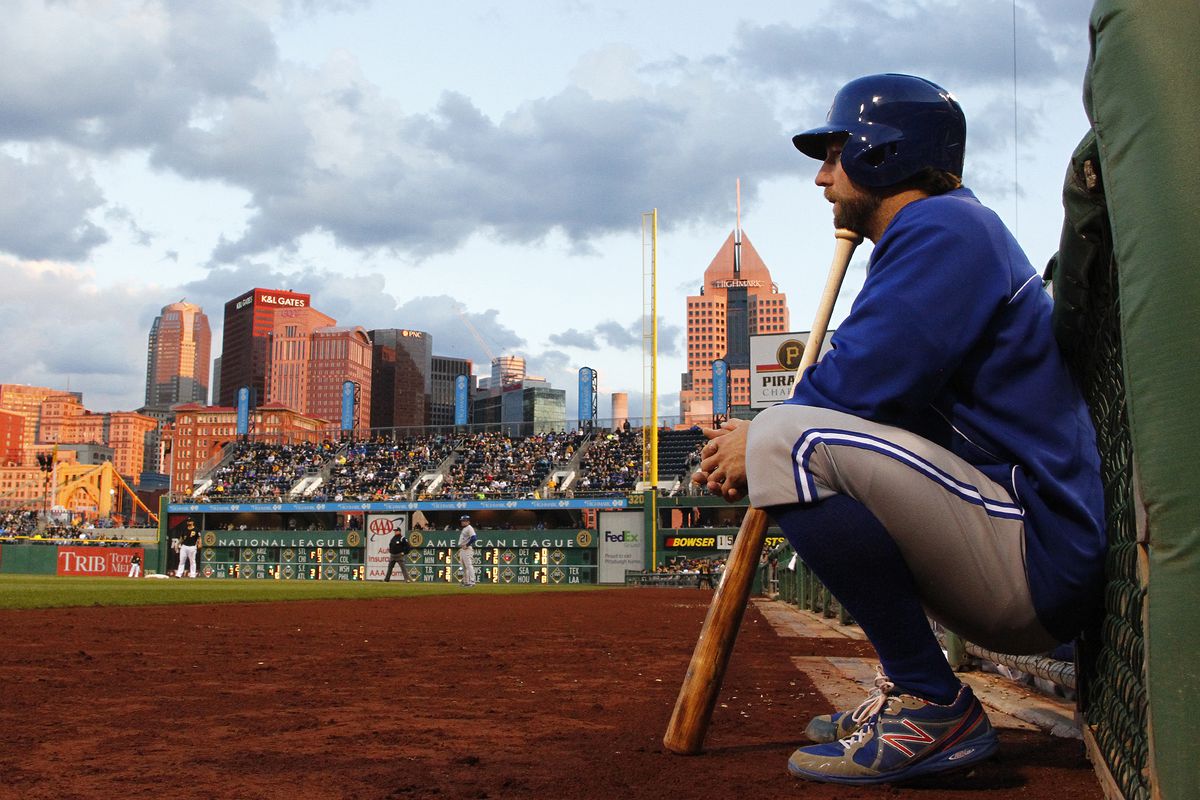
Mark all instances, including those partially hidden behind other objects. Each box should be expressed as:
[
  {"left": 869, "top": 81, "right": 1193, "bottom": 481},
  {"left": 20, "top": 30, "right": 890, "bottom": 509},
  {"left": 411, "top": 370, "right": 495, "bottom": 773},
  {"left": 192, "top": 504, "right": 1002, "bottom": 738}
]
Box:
[
  {"left": 0, "top": 257, "right": 159, "bottom": 410},
  {"left": 0, "top": 151, "right": 108, "bottom": 260},
  {"left": 203, "top": 73, "right": 793, "bottom": 262},
  {"left": 0, "top": 1, "right": 274, "bottom": 150},
  {"left": 549, "top": 316, "right": 680, "bottom": 357},
  {"left": 0, "top": 2, "right": 795, "bottom": 264},
  {"left": 729, "top": 0, "right": 1074, "bottom": 89},
  {"left": 0, "top": 0, "right": 1094, "bottom": 269}
]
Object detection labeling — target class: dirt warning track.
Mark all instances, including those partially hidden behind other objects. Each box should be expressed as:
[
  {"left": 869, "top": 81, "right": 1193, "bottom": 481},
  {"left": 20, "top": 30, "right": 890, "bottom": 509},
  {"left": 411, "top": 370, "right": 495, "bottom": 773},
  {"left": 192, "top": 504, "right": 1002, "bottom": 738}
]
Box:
[{"left": 0, "top": 589, "right": 1100, "bottom": 800}]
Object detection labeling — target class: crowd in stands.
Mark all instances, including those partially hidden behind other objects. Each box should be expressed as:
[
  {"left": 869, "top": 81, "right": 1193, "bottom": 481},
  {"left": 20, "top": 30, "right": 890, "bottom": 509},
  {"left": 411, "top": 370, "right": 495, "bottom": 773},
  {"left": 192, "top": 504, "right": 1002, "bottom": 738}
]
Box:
[
  {"left": 0, "top": 510, "right": 36, "bottom": 537},
  {"left": 441, "top": 430, "right": 586, "bottom": 499},
  {"left": 0, "top": 510, "right": 147, "bottom": 544},
  {"left": 320, "top": 434, "right": 457, "bottom": 501},
  {"left": 203, "top": 441, "right": 337, "bottom": 500},
  {"left": 184, "top": 426, "right": 708, "bottom": 503},
  {"left": 575, "top": 429, "right": 642, "bottom": 494},
  {"left": 655, "top": 556, "right": 727, "bottom": 576}
]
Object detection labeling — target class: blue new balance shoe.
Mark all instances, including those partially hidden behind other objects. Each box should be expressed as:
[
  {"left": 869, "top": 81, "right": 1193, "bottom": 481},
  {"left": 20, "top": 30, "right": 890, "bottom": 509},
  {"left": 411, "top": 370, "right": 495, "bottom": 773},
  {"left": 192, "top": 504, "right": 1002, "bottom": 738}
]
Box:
[
  {"left": 805, "top": 665, "right": 893, "bottom": 744},
  {"left": 788, "top": 683, "right": 998, "bottom": 785}
]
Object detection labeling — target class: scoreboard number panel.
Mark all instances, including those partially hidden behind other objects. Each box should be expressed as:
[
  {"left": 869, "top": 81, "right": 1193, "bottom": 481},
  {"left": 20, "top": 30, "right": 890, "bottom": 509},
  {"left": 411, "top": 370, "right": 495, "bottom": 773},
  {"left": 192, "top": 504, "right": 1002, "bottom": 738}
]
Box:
[{"left": 193, "top": 529, "right": 597, "bottom": 583}]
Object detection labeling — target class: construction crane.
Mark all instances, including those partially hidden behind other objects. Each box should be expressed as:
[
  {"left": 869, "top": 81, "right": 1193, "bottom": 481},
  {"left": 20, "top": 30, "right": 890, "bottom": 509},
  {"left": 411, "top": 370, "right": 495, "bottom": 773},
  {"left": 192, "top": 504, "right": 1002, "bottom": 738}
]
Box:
[{"left": 455, "top": 307, "right": 496, "bottom": 364}]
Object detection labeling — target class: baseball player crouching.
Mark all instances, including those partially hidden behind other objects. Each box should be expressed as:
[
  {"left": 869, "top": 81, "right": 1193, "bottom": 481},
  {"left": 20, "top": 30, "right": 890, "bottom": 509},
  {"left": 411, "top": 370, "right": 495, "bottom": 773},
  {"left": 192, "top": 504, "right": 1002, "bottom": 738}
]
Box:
[{"left": 695, "top": 74, "right": 1105, "bottom": 786}]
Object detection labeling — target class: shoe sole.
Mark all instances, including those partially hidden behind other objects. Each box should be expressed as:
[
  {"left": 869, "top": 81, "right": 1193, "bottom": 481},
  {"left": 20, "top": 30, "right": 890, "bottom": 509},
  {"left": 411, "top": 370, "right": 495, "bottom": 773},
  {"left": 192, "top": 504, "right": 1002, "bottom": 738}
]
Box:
[{"left": 788, "top": 733, "right": 998, "bottom": 785}]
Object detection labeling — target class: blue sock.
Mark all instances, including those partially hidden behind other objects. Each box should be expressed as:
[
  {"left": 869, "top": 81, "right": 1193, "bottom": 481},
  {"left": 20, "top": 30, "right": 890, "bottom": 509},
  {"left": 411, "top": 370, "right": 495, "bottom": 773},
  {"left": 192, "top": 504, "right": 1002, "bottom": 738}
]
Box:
[{"left": 768, "top": 495, "right": 960, "bottom": 705}]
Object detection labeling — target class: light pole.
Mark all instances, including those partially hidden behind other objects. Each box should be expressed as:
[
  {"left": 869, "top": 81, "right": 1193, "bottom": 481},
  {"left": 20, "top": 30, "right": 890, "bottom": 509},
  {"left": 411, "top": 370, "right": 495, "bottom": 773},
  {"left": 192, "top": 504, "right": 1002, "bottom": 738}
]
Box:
[{"left": 35, "top": 452, "right": 54, "bottom": 529}]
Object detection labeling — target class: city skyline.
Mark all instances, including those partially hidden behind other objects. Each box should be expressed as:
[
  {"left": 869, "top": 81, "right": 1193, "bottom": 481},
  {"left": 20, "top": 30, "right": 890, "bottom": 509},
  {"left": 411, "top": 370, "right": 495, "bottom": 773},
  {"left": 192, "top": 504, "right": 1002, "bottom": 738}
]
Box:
[{"left": 0, "top": 1, "right": 1098, "bottom": 418}]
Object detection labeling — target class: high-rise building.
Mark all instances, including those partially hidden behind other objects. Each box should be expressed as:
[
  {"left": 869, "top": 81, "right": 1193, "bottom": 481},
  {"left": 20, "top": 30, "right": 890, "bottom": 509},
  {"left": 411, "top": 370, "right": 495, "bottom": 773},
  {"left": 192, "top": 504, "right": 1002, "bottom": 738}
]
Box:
[
  {"left": 473, "top": 383, "right": 566, "bottom": 435},
  {"left": 478, "top": 355, "right": 527, "bottom": 390},
  {"left": 306, "top": 327, "right": 373, "bottom": 429},
  {"left": 679, "top": 229, "right": 789, "bottom": 425},
  {"left": 264, "top": 305, "right": 337, "bottom": 413},
  {"left": 36, "top": 395, "right": 156, "bottom": 482},
  {"left": 145, "top": 301, "right": 211, "bottom": 408},
  {"left": 217, "top": 288, "right": 312, "bottom": 408},
  {"left": 210, "top": 356, "right": 222, "bottom": 405},
  {"left": 430, "top": 356, "right": 473, "bottom": 427},
  {"left": 369, "top": 329, "right": 432, "bottom": 430}
]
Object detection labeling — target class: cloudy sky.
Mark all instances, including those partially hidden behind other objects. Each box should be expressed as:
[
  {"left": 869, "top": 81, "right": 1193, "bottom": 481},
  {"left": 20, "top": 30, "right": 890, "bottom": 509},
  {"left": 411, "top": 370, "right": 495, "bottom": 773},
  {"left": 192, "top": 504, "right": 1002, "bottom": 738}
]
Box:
[{"left": 0, "top": 0, "right": 1096, "bottom": 420}]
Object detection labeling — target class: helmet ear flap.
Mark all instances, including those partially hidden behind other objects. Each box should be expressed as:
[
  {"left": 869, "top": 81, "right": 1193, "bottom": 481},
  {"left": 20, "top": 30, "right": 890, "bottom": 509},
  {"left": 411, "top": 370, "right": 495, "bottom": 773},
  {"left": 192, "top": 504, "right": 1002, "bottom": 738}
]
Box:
[{"left": 861, "top": 143, "right": 895, "bottom": 168}]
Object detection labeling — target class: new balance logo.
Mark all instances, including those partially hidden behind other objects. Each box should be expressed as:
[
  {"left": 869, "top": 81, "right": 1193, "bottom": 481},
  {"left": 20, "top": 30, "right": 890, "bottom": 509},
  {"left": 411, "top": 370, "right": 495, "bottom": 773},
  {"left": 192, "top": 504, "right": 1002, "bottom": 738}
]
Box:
[
  {"left": 879, "top": 719, "right": 935, "bottom": 756},
  {"left": 948, "top": 748, "right": 977, "bottom": 761}
]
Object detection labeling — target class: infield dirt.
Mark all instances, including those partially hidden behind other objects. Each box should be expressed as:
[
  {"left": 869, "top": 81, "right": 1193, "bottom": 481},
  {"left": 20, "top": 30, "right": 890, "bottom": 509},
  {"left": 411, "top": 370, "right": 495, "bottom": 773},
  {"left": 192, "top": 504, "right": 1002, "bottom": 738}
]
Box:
[{"left": 0, "top": 588, "right": 1101, "bottom": 799}]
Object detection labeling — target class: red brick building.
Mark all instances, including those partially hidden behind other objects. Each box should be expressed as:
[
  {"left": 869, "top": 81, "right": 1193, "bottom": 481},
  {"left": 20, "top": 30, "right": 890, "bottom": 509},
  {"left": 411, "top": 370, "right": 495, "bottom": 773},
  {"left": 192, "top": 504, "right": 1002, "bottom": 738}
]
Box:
[
  {"left": 0, "top": 384, "right": 77, "bottom": 465},
  {"left": 167, "top": 404, "right": 332, "bottom": 493},
  {"left": 307, "top": 327, "right": 372, "bottom": 431},
  {"left": 0, "top": 408, "right": 23, "bottom": 467},
  {"left": 265, "top": 305, "right": 337, "bottom": 413}
]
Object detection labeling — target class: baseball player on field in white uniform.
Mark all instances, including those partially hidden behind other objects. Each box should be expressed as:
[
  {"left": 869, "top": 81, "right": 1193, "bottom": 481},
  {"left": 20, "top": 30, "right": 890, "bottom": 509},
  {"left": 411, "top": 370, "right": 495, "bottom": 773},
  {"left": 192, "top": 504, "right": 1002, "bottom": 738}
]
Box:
[
  {"left": 176, "top": 519, "right": 200, "bottom": 578},
  {"left": 457, "top": 514, "right": 477, "bottom": 587}
]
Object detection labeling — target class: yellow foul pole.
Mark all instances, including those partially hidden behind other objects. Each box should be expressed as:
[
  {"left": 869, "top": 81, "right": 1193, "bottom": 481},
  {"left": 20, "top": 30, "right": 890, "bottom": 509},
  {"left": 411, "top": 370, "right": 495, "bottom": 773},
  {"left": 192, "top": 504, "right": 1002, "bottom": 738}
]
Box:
[{"left": 642, "top": 209, "right": 659, "bottom": 567}]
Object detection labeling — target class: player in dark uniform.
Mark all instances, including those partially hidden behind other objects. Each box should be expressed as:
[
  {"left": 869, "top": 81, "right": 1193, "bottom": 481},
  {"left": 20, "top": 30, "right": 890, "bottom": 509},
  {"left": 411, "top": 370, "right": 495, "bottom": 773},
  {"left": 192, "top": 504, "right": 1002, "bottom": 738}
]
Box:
[
  {"left": 695, "top": 74, "right": 1104, "bottom": 785},
  {"left": 175, "top": 519, "right": 201, "bottom": 578},
  {"left": 384, "top": 530, "right": 412, "bottom": 582}
]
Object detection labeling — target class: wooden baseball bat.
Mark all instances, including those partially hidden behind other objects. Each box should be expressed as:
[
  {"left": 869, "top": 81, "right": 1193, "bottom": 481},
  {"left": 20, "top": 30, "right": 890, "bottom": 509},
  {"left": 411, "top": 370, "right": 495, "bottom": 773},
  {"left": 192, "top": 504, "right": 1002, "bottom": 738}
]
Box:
[{"left": 663, "top": 228, "right": 862, "bottom": 756}]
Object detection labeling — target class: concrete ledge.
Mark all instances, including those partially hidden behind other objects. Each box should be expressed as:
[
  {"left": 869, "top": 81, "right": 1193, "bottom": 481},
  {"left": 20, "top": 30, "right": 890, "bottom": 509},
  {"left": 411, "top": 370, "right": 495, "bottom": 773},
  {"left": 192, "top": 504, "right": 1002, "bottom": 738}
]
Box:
[{"left": 755, "top": 598, "right": 1081, "bottom": 739}]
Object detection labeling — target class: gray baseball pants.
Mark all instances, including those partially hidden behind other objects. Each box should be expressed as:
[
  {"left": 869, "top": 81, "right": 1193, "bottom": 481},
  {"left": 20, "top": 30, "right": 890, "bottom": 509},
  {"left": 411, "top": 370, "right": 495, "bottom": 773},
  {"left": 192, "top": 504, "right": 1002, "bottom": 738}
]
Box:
[{"left": 747, "top": 404, "right": 1057, "bottom": 654}]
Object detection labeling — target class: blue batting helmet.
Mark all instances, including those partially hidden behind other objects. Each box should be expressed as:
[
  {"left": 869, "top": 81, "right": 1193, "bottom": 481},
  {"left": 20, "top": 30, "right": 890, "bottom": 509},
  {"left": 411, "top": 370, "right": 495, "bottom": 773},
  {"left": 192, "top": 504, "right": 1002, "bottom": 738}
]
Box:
[{"left": 792, "top": 74, "right": 966, "bottom": 188}]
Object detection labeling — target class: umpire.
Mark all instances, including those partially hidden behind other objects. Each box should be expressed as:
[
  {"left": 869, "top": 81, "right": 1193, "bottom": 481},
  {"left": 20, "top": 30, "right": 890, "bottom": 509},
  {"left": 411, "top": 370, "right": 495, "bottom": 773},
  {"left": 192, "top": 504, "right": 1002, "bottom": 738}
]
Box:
[{"left": 384, "top": 529, "right": 413, "bottom": 582}]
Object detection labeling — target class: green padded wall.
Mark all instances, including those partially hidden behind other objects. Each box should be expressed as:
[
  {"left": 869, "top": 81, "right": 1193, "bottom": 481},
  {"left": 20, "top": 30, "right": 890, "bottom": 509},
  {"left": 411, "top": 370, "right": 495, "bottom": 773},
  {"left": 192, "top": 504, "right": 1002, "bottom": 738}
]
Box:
[{"left": 1088, "top": 2, "right": 1200, "bottom": 797}]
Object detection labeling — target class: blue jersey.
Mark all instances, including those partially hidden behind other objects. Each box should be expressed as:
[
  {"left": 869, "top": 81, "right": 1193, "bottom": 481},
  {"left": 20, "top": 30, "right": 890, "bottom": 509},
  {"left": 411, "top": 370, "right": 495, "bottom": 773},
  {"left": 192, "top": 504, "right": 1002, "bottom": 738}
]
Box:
[{"left": 788, "top": 188, "right": 1105, "bottom": 641}]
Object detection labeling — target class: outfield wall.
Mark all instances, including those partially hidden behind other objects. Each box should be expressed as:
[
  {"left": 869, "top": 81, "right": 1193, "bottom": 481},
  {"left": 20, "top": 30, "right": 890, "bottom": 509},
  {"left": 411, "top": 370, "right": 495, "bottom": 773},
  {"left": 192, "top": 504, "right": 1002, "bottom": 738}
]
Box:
[
  {"left": 0, "top": 543, "right": 154, "bottom": 576},
  {"left": 179, "top": 528, "right": 598, "bottom": 584}
]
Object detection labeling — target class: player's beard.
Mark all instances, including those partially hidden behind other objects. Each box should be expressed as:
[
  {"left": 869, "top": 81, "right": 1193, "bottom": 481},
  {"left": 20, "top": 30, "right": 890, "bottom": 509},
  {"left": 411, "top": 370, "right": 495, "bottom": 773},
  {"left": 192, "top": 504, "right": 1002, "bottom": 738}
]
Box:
[{"left": 830, "top": 187, "right": 882, "bottom": 237}]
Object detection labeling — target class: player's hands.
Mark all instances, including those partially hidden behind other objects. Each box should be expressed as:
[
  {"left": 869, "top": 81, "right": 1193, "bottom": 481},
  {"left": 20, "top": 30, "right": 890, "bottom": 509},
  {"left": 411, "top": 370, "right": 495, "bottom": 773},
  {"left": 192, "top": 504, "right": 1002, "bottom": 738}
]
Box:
[{"left": 691, "top": 418, "right": 749, "bottom": 503}]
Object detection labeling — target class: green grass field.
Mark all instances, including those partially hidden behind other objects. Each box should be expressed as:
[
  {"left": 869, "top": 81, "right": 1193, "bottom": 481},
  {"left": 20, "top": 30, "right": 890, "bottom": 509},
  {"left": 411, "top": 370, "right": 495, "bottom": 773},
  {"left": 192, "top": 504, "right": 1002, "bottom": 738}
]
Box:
[{"left": 0, "top": 574, "right": 605, "bottom": 610}]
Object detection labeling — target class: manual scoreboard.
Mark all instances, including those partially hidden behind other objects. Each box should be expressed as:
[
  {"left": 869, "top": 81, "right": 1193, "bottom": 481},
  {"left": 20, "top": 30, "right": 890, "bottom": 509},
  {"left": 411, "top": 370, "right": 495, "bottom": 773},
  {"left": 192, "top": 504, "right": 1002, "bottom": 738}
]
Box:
[
  {"left": 199, "top": 530, "right": 365, "bottom": 580},
  {"left": 194, "top": 527, "right": 598, "bottom": 584},
  {"left": 401, "top": 530, "right": 597, "bottom": 585}
]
